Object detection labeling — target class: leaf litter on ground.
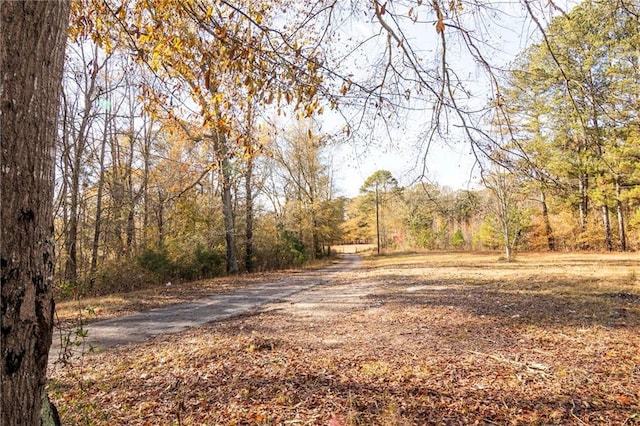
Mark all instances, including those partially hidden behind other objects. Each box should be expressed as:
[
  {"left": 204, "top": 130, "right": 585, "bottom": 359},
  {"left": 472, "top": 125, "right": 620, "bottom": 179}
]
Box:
[{"left": 49, "top": 251, "right": 640, "bottom": 425}]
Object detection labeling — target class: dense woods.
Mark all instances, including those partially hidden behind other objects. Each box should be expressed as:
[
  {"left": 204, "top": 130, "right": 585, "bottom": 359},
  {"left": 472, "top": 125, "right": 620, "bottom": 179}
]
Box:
[
  {"left": 495, "top": 0, "right": 640, "bottom": 257},
  {"left": 51, "top": 0, "right": 640, "bottom": 297}
]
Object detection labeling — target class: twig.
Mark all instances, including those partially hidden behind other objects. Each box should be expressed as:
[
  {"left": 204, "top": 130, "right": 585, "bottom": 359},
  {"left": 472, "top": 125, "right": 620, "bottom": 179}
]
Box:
[
  {"left": 569, "top": 399, "right": 589, "bottom": 425},
  {"left": 468, "top": 350, "right": 550, "bottom": 374}
]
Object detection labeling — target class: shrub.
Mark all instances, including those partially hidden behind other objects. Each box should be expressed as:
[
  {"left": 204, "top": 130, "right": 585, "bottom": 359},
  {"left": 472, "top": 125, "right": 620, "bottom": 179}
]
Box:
[
  {"left": 94, "top": 260, "right": 158, "bottom": 296},
  {"left": 137, "top": 245, "right": 225, "bottom": 281},
  {"left": 174, "top": 245, "right": 224, "bottom": 281},
  {"left": 136, "top": 248, "right": 173, "bottom": 277},
  {"left": 278, "top": 224, "right": 307, "bottom": 266},
  {"left": 451, "top": 229, "right": 465, "bottom": 248},
  {"left": 194, "top": 246, "right": 224, "bottom": 277}
]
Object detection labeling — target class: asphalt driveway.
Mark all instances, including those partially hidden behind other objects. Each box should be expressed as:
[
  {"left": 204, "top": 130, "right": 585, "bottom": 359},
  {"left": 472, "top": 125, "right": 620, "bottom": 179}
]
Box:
[{"left": 49, "top": 254, "right": 362, "bottom": 365}]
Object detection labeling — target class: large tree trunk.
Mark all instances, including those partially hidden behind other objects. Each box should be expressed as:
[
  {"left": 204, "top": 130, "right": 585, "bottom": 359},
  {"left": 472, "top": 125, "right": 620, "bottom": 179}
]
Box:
[{"left": 1, "top": 1, "right": 69, "bottom": 424}]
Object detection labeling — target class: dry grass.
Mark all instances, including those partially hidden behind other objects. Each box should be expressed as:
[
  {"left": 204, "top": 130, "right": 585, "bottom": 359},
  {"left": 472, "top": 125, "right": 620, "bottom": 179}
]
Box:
[{"left": 49, "top": 251, "right": 640, "bottom": 425}]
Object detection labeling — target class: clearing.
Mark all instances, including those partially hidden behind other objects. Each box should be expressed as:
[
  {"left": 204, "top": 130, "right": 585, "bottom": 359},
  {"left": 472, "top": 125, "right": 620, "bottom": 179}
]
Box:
[{"left": 49, "top": 251, "right": 640, "bottom": 425}]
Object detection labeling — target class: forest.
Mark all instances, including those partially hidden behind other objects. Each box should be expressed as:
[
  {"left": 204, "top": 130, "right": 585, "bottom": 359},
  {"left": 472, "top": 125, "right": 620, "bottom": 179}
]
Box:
[
  {"left": 2, "top": 0, "right": 640, "bottom": 423},
  {"left": 55, "top": 0, "right": 640, "bottom": 298}
]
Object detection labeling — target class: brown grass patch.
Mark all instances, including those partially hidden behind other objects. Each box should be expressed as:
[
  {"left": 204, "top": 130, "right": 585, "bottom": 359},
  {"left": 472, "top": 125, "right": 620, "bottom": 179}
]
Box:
[{"left": 49, "top": 251, "right": 640, "bottom": 424}]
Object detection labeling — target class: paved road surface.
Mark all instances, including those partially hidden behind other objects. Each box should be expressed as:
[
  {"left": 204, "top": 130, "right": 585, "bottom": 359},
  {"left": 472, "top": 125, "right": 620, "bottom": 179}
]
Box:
[{"left": 50, "top": 254, "right": 362, "bottom": 364}]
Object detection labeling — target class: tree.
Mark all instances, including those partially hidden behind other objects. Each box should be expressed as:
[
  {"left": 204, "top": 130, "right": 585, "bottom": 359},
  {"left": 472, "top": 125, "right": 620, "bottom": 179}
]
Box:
[
  {"left": 481, "top": 168, "right": 531, "bottom": 261},
  {"left": 1, "top": 1, "right": 69, "bottom": 424},
  {"left": 59, "top": 42, "right": 103, "bottom": 291},
  {"left": 341, "top": 196, "right": 373, "bottom": 245},
  {"left": 240, "top": 101, "right": 259, "bottom": 273},
  {"left": 453, "top": 190, "right": 481, "bottom": 246},
  {"left": 75, "top": 0, "right": 327, "bottom": 273},
  {"left": 273, "top": 121, "right": 336, "bottom": 260},
  {"left": 360, "top": 170, "right": 400, "bottom": 254},
  {"left": 501, "top": 0, "right": 640, "bottom": 251}
]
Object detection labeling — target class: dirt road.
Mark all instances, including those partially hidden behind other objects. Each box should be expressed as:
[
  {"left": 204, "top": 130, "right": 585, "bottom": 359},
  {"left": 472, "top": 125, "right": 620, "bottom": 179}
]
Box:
[{"left": 49, "top": 254, "right": 362, "bottom": 364}]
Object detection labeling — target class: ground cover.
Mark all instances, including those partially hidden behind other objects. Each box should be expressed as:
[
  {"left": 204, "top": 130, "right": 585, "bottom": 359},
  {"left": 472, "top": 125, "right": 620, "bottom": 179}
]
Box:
[{"left": 49, "top": 251, "right": 640, "bottom": 425}]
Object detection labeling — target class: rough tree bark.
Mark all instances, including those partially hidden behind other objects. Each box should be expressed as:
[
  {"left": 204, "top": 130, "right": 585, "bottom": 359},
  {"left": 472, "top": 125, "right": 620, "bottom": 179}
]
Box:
[{"left": 1, "top": 1, "right": 69, "bottom": 424}]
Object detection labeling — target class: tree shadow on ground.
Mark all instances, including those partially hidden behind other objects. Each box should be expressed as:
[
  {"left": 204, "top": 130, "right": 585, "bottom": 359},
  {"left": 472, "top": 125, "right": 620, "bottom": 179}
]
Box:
[{"left": 365, "top": 272, "right": 640, "bottom": 330}]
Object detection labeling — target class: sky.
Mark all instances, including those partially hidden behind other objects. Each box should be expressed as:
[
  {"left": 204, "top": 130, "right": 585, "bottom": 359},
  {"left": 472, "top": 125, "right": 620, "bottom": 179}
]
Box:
[
  {"left": 322, "top": 0, "right": 578, "bottom": 198},
  {"left": 330, "top": 135, "right": 479, "bottom": 197}
]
